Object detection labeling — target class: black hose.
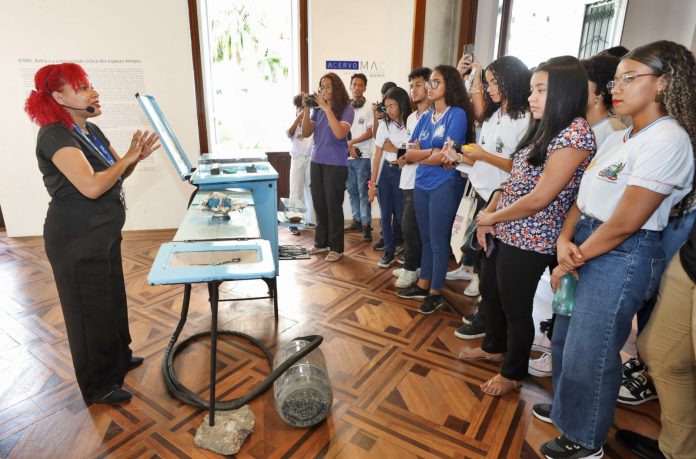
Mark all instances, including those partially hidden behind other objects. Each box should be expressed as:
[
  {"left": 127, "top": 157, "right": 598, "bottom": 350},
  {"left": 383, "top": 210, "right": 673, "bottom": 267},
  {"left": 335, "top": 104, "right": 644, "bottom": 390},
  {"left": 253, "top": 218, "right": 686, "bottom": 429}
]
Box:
[{"left": 161, "top": 284, "right": 323, "bottom": 409}]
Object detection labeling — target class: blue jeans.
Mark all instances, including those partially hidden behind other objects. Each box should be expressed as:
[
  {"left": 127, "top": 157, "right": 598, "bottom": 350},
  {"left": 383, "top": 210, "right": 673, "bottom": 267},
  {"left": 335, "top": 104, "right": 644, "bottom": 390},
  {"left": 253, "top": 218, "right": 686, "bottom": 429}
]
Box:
[
  {"left": 551, "top": 214, "right": 665, "bottom": 449},
  {"left": 377, "top": 161, "right": 403, "bottom": 252},
  {"left": 414, "top": 175, "right": 465, "bottom": 291},
  {"left": 637, "top": 208, "right": 696, "bottom": 332},
  {"left": 346, "top": 158, "right": 372, "bottom": 225}
]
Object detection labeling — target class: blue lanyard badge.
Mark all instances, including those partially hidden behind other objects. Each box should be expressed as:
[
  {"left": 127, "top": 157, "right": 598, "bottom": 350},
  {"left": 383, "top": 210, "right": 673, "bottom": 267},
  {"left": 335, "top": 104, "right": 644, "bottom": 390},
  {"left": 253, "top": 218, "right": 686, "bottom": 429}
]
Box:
[{"left": 73, "top": 124, "right": 116, "bottom": 167}]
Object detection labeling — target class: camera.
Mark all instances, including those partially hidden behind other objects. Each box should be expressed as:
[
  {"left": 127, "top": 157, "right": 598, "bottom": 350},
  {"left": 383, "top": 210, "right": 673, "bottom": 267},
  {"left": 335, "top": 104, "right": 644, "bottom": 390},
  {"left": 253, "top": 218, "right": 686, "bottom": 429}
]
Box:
[
  {"left": 354, "top": 147, "right": 363, "bottom": 158},
  {"left": 305, "top": 95, "right": 319, "bottom": 108},
  {"left": 375, "top": 102, "right": 387, "bottom": 114}
]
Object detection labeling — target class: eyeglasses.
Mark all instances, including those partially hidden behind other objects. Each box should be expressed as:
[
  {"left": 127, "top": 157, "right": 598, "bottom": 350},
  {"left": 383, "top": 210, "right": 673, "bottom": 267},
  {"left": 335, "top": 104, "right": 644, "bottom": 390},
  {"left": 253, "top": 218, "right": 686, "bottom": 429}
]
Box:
[
  {"left": 606, "top": 73, "right": 658, "bottom": 91},
  {"left": 319, "top": 85, "right": 333, "bottom": 91},
  {"left": 425, "top": 79, "right": 442, "bottom": 89}
]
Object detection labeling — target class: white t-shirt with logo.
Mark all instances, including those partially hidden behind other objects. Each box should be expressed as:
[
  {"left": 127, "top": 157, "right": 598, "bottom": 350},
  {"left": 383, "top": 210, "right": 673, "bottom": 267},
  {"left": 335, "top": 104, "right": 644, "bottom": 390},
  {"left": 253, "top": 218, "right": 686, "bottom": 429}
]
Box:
[
  {"left": 592, "top": 116, "right": 626, "bottom": 148},
  {"left": 289, "top": 125, "right": 313, "bottom": 158},
  {"left": 375, "top": 121, "right": 409, "bottom": 163},
  {"left": 400, "top": 109, "right": 429, "bottom": 189},
  {"left": 467, "top": 109, "right": 529, "bottom": 201},
  {"left": 577, "top": 117, "right": 694, "bottom": 231},
  {"left": 349, "top": 101, "right": 374, "bottom": 159}
]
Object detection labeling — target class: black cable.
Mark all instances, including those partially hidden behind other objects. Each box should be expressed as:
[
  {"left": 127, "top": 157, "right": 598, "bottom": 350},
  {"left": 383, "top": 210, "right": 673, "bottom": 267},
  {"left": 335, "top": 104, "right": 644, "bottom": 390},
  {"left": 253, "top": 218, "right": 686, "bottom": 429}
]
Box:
[{"left": 161, "top": 284, "right": 323, "bottom": 410}]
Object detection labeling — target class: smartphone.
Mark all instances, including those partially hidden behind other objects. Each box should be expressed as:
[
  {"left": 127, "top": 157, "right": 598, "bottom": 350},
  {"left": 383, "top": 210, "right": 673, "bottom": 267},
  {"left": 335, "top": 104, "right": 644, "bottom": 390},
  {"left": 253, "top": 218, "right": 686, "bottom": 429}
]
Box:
[
  {"left": 397, "top": 148, "right": 407, "bottom": 159},
  {"left": 485, "top": 233, "right": 496, "bottom": 258},
  {"left": 463, "top": 43, "right": 475, "bottom": 62}
]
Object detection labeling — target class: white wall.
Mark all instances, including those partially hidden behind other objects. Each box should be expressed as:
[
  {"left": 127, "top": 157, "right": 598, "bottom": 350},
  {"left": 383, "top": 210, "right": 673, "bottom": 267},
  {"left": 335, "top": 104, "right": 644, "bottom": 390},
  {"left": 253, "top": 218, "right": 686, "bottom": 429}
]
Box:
[
  {"left": 473, "top": 0, "right": 501, "bottom": 68},
  {"left": 0, "top": 0, "right": 198, "bottom": 237},
  {"left": 309, "top": 0, "right": 415, "bottom": 101},
  {"left": 621, "top": 0, "right": 696, "bottom": 50}
]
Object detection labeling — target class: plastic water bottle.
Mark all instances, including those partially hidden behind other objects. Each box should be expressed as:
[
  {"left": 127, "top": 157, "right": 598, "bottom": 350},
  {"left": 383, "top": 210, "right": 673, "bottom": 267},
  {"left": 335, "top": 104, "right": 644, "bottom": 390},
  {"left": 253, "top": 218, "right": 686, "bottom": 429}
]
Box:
[
  {"left": 273, "top": 339, "right": 333, "bottom": 428},
  {"left": 552, "top": 274, "right": 577, "bottom": 316}
]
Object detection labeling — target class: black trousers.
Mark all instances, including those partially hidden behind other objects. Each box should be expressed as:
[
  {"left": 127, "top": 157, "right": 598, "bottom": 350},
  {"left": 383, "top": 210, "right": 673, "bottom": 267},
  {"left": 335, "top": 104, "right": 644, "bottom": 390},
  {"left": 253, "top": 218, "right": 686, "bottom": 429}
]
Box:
[
  {"left": 479, "top": 240, "right": 556, "bottom": 380},
  {"left": 310, "top": 161, "right": 348, "bottom": 253},
  {"left": 44, "top": 197, "right": 132, "bottom": 400},
  {"left": 401, "top": 189, "right": 421, "bottom": 271}
]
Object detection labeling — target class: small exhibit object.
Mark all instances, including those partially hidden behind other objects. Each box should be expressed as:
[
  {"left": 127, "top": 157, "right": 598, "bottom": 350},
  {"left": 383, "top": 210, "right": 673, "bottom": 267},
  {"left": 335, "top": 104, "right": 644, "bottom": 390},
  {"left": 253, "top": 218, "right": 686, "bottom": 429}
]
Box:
[{"left": 274, "top": 339, "right": 333, "bottom": 427}]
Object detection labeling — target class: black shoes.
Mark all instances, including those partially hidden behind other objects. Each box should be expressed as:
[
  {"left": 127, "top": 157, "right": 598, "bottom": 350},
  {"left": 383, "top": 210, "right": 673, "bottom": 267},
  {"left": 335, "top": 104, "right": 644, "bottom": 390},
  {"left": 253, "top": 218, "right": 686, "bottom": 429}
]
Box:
[
  {"left": 289, "top": 226, "right": 301, "bottom": 235},
  {"left": 87, "top": 387, "right": 132, "bottom": 406},
  {"left": 372, "top": 238, "right": 385, "bottom": 251},
  {"left": 540, "top": 436, "right": 603, "bottom": 458},
  {"left": 417, "top": 295, "right": 444, "bottom": 314},
  {"left": 345, "top": 220, "right": 362, "bottom": 232},
  {"left": 454, "top": 311, "right": 485, "bottom": 339},
  {"left": 396, "top": 284, "right": 429, "bottom": 299},
  {"left": 128, "top": 356, "right": 144, "bottom": 371},
  {"left": 363, "top": 224, "right": 372, "bottom": 242},
  {"left": 378, "top": 251, "right": 395, "bottom": 268},
  {"left": 532, "top": 403, "right": 553, "bottom": 423},
  {"left": 615, "top": 430, "right": 665, "bottom": 459}
]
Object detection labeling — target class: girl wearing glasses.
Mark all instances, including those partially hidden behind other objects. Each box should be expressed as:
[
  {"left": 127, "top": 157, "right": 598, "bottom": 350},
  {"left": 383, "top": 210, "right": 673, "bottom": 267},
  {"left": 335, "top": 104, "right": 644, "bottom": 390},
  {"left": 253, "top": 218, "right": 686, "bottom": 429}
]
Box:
[
  {"left": 302, "top": 73, "right": 354, "bottom": 262},
  {"left": 539, "top": 41, "right": 696, "bottom": 459},
  {"left": 395, "top": 65, "right": 474, "bottom": 314},
  {"left": 459, "top": 56, "right": 596, "bottom": 400}
]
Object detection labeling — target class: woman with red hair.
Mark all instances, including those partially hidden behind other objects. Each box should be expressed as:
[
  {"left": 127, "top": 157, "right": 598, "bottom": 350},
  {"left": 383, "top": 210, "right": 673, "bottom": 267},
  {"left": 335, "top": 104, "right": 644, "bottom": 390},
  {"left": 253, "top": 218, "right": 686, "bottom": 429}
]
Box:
[{"left": 25, "top": 63, "right": 159, "bottom": 405}]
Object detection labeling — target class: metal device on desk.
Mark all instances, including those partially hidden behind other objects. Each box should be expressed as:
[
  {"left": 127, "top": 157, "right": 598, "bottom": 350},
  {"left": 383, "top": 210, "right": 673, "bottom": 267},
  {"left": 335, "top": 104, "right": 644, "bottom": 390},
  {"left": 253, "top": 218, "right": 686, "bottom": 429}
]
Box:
[{"left": 137, "top": 94, "right": 320, "bottom": 428}]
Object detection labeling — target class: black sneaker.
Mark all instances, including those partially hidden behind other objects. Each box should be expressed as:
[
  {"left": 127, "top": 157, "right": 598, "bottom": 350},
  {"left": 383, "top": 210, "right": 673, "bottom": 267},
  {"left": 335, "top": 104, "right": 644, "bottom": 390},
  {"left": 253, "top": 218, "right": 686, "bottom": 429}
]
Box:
[
  {"left": 363, "top": 224, "right": 373, "bottom": 242},
  {"left": 617, "top": 373, "right": 658, "bottom": 405},
  {"left": 540, "top": 436, "right": 603, "bottom": 458},
  {"left": 396, "top": 284, "right": 428, "bottom": 299},
  {"left": 289, "top": 226, "right": 301, "bottom": 235},
  {"left": 622, "top": 357, "right": 646, "bottom": 379},
  {"left": 615, "top": 430, "right": 665, "bottom": 459},
  {"left": 372, "top": 238, "right": 385, "bottom": 251},
  {"left": 345, "top": 220, "right": 362, "bottom": 232},
  {"left": 417, "top": 295, "right": 444, "bottom": 314},
  {"left": 454, "top": 312, "right": 485, "bottom": 339},
  {"left": 378, "top": 251, "right": 395, "bottom": 268},
  {"left": 87, "top": 387, "right": 133, "bottom": 406},
  {"left": 394, "top": 243, "right": 404, "bottom": 255},
  {"left": 532, "top": 403, "right": 553, "bottom": 424}
]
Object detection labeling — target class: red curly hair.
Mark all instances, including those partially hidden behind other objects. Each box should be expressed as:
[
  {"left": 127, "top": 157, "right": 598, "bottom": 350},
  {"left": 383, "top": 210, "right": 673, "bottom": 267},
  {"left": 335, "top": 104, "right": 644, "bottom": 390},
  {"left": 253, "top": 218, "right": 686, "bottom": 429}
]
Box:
[{"left": 25, "top": 63, "right": 90, "bottom": 128}]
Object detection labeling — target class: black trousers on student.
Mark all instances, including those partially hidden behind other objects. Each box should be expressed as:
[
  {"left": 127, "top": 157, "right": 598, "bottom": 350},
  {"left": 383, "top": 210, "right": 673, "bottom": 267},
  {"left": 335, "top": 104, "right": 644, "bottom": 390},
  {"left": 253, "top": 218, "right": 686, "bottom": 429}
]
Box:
[
  {"left": 479, "top": 240, "right": 556, "bottom": 380},
  {"left": 310, "top": 161, "right": 348, "bottom": 253},
  {"left": 401, "top": 189, "right": 421, "bottom": 272},
  {"left": 43, "top": 196, "right": 132, "bottom": 401}
]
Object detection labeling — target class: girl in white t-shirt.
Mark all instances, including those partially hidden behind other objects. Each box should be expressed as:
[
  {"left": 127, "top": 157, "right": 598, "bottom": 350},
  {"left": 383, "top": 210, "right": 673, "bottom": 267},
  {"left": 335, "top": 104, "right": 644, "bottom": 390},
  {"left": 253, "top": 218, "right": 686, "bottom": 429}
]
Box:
[
  {"left": 446, "top": 56, "right": 531, "bottom": 302},
  {"left": 582, "top": 55, "right": 626, "bottom": 147},
  {"left": 542, "top": 41, "right": 696, "bottom": 458},
  {"left": 368, "top": 87, "right": 412, "bottom": 268}
]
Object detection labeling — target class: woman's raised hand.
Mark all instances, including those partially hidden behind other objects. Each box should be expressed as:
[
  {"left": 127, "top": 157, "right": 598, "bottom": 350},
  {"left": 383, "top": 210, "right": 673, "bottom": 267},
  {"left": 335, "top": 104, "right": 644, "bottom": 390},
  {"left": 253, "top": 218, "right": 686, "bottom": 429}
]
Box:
[
  {"left": 139, "top": 131, "right": 160, "bottom": 160},
  {"left": 124, "top": 130, "right": 145, "bottom": 164},
  {"left": 314, "top": 91, "right": 330, "bottom": 111}
]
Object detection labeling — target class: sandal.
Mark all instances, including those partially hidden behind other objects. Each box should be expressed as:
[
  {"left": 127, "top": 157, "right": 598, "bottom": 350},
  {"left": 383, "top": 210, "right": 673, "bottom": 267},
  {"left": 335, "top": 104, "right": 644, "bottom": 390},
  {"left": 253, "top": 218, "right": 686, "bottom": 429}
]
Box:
[
  {"left": 325, "top": 251, "right": 343, "bottom": 262},
  {"left": 308, "top": 246, "right": 329, "bottom": 256},
  {"left": 458, "top": 347, "right": 504, "bottom": 362},
  {"left": 480, "top": 373, "right": 522, "bottom": 396}
]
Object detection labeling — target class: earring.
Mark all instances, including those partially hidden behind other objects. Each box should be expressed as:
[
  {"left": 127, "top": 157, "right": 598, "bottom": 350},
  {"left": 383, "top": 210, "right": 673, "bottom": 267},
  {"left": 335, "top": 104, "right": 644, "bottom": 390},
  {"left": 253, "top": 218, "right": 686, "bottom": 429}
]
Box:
[
  {"left": 655, "top": 89, "right": 665, "bottom": 103},
  {"left": 594, "top": 96, "right": 600, "bottom": 106}
]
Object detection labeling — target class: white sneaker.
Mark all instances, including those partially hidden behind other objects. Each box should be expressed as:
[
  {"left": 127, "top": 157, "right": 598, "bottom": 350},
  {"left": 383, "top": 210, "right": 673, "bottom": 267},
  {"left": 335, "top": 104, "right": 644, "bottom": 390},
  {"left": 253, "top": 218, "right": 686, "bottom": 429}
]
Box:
[
  {"left": 531, "top": 334, "right": 552, "bottom": 353},
  {"left": 528, "top": 352, "right": 552, "bottom": 377},
  {"left": 463, "top": 274, "right": 479, "bottom": 296},
  {"left": 446, "top": 264, "right": 474, "bottom": 281},
  {"left": 395, "top": 269, "right": 419, "bottom": 289},
  {"left": 392, "top": 268, "right": 404, "bottom": 278}
]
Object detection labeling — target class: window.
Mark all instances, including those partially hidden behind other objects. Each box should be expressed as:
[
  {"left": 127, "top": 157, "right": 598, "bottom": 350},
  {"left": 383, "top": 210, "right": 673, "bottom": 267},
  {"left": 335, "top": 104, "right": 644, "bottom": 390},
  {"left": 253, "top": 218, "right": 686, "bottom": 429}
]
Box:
[
  {"left": 198, "top": 0, "right": 299, "bottom": 153},
  {"left": 503, "top": 0, "right": 627, "bottom": 68}
]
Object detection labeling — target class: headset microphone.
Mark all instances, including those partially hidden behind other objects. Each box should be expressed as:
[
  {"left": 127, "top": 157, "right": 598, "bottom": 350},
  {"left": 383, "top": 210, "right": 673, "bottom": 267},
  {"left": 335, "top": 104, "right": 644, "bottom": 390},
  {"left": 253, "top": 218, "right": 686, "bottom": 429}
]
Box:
[{"left": 60, "top": 103, "right": 96, "bottom": 113}]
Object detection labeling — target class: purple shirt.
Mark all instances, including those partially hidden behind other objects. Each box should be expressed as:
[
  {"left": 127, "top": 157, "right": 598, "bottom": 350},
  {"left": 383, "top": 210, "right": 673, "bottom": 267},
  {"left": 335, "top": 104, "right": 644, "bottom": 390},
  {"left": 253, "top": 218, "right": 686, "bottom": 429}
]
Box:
[{"left": 310, "top": 105, "right": 355, "bottom": 166}]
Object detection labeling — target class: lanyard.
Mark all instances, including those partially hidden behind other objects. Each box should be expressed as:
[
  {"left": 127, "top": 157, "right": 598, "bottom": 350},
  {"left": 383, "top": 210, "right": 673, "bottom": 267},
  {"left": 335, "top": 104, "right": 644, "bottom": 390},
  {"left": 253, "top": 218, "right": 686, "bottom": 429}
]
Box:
[
  {"left": 73, "top": 123, "right": 116, "bottom": 167},
  {"left": 73, "top": 123, "right": 125, "bottom": 194}
]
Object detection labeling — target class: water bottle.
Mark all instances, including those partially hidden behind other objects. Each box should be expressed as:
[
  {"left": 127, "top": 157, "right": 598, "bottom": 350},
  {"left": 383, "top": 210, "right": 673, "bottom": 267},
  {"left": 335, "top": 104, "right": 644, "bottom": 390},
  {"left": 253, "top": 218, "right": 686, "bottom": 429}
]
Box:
[
  {"left": 552, "top": 274, "right": 577, "bottom": 316},
  {"left": 273, "top": 339, "right": 333, "bottom": 428}
]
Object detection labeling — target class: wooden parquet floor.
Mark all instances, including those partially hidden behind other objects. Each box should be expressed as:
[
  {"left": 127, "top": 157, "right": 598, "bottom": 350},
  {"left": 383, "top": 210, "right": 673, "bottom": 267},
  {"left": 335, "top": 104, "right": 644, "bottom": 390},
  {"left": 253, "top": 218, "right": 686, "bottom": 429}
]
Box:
[{"left": 0, "top": 224, "right": 660, "bottom": 458}]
